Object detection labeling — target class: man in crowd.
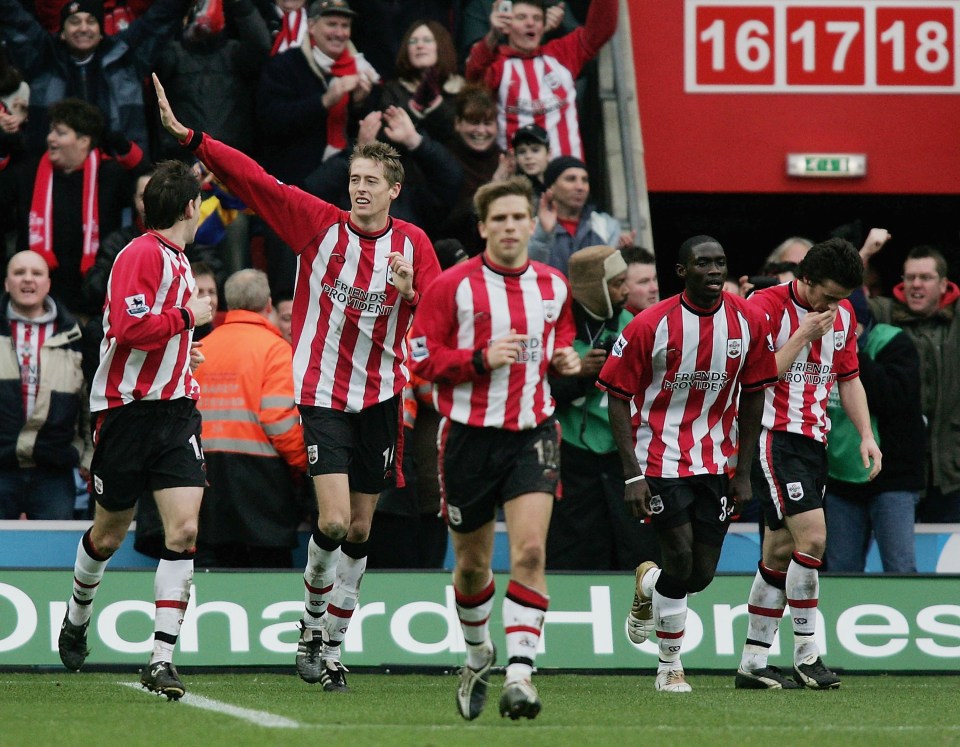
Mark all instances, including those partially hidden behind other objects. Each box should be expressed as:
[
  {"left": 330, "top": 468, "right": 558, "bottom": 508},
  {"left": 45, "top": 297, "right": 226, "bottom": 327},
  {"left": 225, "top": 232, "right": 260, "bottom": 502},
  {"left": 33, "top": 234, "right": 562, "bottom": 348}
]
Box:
[
  {"left": 1, "top": 251, "right": 91, "bottom": 519},
  {"left": 547, "top": 244, "right": 658, "bottom": 571},
  {"left": 411, "top": 177, "right": 580, "bottom": 720},
  {"left": 735, "top": 238, "right": 881, "bottom": 690},
  {"left": 527, "top": 156, "right": 624, "bottom": 275},
  {"left": 465, "top": 0, "right": 618, "bottom": 159},
  {"left": 194, "top": 269, "right": 308, "bottom": 568},
  {"left": 868, "top": 246, "right": 960, "bottom": 522},
  {"left": 155, "top": 72, "right": 440, "bottom": 693},
  {"left": 56, "top": 160, "right": 213, "bottom": 701},
  {"left": 599, "top": 235, "right": 777, "bottom": 693},
  {"left": 620, "top": 245, "right": 659, "bottom": 315}
]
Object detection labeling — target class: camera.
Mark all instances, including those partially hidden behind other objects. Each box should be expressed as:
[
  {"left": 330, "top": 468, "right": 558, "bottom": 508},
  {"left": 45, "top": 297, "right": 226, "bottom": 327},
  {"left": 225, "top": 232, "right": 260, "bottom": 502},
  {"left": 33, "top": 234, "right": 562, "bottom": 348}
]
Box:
[
  {"left": 498, "top": 0, "right": 512, "bottom": 13},
  {"left": 597, "top": 337, "right": 616, "bottom": 353}
]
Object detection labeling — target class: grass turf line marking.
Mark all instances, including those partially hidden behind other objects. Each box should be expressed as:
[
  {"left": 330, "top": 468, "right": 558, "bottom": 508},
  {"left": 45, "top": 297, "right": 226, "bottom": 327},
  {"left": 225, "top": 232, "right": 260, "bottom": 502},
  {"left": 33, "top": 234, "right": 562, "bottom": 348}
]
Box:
[{"left": 118, "top": 682, "right": 302, "bottom": 728}]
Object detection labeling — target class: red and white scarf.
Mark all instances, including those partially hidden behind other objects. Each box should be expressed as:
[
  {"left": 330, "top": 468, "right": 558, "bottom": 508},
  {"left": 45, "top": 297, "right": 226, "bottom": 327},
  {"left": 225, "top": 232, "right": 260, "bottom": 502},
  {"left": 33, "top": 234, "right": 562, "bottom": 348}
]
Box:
[
  {"left": 29, "top": 150, "right": 100, "bottom": 275},
  {"left": 270, "top": 7, "right": 307, "bottom": 56}
]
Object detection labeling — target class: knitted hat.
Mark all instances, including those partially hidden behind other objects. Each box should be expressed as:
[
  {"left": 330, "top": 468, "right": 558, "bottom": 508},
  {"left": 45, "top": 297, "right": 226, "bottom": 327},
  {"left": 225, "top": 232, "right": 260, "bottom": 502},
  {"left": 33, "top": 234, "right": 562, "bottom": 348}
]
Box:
[
  {"left": 568, "top": 245, "right": 627, "bottom": 319},
  {"left": 434, "top": 238, "right": 468, "bottom": 271},
  {"left": 543, "top": 156, "right": 587, "bottom": 189},
  {"left": 60, "top": 0, "right": 105, "bottom": 30}
]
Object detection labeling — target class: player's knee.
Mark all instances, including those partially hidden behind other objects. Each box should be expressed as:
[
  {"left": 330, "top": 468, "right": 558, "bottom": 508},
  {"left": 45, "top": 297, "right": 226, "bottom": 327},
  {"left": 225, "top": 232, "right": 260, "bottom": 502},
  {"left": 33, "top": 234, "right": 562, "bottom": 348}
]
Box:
[
  {"left": 318, "top": 520, "right": 348, "bottom": 542},
  {"left": 512, "top": 541, "right": 546, "bottom": 574},
  {"left": 685, "top": 571, "right": 715, "bottom": 594},
  {"left": 166, "top": 518, "right": 198, "bottom": 549}
]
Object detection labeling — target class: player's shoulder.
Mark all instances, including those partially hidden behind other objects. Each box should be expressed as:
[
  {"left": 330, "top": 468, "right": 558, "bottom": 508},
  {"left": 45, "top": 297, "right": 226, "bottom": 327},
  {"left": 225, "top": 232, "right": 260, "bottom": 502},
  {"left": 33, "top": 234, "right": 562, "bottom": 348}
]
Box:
[
  {"left": 389, "top": 216, "right": 432, "bottom": 246},
  {"left": 430, "top": 254, "right": 483, "bottom": 291},
  {"left": 529, "top": 258, "right": 568, "bottom": 281}
]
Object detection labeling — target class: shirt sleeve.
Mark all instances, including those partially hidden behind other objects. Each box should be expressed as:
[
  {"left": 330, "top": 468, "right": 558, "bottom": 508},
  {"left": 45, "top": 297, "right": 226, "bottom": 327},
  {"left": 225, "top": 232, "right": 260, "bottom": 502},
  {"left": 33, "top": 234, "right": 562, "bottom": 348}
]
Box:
[
  {"left": 106, "top": 243, "right": 188, "bottom": 351},
  {"left": 834, "top": 301, "right": 861, "bottom": 380},
  {"left": 740, "top": 308, "right": 779, "bottom": 391},
  {"left": 596, "top": 315, "right": 650, "bottom": 401}
]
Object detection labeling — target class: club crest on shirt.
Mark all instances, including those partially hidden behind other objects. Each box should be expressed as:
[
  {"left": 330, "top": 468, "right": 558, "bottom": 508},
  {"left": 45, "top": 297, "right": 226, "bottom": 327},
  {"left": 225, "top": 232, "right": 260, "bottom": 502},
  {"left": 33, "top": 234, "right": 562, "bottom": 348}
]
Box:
[
  {"left": 834, "top": 331, "right": 845, "bottom": 350},
  {"left": 611, "top": 334, "right": 627, "bottom": 358},
  {"left": 543, "top": 72, "right": 561, "bottom": 90},
  {"left": 124, "top": 294, "right": 149, "bottom": 318},
  {"left": 787, "top": 481, "right": 804, "bottom": 501},
  {"left": 307, "top": 444, "right": 318, "bottom": 465},
  {"left": 542, "top": 300, "right": 559, "bottom": 322},
  {"left": 410, "top": 335, "right": 429, "bottom": 362},
  {"left": 726, "top": 339, "right": 742, "bottom": 359},
  {"left": 649, "top": 494, "right": 664, "bottom": 514}
]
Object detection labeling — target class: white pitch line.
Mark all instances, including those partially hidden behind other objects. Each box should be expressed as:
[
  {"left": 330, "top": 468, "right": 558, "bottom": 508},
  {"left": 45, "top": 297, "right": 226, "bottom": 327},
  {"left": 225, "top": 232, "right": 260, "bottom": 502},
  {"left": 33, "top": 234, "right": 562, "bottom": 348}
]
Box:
[{"left": 119, "top": 682, "right": 302, "bottom": 728}]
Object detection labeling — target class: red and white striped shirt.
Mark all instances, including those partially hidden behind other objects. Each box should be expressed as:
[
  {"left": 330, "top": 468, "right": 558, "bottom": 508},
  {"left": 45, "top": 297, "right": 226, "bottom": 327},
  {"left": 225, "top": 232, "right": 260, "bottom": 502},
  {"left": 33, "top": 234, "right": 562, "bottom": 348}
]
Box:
[
  {"left": 409, "top": 254, "right": 575, "bottom": 431},
  {"left": 10, "top": 318, "right": 53, "bottom": 419},
  {"left": 192, "top": 134, "right": 441, "bottom": 413},
  {"left": 465, "top": 0, "right": 618, "bottom": 159},
  {"left": 749, "top": 281, "right": 859, "bottom": 443},
  {"left": 89, "top": 231, "right": 198, "bottom": 411},
  {"left": 597, "top": 292, "right": 778, "bottom": 478}
]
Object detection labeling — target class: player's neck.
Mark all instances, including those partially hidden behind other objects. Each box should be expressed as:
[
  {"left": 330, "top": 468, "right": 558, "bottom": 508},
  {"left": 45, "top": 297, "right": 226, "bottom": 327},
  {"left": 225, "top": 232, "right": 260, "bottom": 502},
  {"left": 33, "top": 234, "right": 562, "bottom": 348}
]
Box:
[
  {"left": 153, "top": 224, "right": 190, "bottom": 250},
  {"left": 349, "top": 211, "right": 390, "bottom": 235}
]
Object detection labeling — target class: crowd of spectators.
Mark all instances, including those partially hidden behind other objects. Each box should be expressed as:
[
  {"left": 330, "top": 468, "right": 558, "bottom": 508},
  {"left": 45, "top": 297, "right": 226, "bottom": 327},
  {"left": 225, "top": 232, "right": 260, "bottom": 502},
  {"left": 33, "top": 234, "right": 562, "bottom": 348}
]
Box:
[{"left": 1, "top": 0, "right": 957, "bottom": 577}]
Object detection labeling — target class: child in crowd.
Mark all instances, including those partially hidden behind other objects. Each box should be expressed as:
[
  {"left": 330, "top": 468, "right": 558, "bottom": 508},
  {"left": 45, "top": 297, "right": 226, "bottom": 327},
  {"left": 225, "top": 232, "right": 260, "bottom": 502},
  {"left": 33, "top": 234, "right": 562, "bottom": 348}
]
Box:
[{"left": 511, "top": 123, "right": 550, "bottom": 205}]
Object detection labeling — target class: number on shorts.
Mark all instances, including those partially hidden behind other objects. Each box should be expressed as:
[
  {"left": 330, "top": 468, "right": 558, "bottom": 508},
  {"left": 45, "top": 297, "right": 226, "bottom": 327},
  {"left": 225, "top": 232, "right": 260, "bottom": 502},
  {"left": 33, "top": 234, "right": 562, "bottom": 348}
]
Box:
[{"left": 188, "top": 434, "right": 204, "bottom": 460}]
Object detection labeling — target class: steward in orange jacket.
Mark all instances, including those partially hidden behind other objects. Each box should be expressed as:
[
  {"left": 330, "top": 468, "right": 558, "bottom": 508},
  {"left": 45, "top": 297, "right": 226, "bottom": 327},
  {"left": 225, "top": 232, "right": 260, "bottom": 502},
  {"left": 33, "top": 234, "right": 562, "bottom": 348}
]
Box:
[{"left": 194, "top": 280, "right": 308, "bottom": 567}]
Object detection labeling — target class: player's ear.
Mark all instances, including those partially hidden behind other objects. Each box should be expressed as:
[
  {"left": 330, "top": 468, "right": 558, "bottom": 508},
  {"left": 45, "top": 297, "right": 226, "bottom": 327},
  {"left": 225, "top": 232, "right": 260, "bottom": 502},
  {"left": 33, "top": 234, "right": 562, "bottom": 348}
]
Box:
[{"left": 676, "top": 263, "right": 687, "bottom": 280}]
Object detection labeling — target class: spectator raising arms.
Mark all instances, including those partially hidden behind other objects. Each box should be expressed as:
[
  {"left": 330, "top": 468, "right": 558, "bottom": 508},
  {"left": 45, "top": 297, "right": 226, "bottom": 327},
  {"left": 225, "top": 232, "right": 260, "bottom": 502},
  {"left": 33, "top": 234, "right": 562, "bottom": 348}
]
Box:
[{"left": 465, "top": 0, "right": 618, "bottom": 159}]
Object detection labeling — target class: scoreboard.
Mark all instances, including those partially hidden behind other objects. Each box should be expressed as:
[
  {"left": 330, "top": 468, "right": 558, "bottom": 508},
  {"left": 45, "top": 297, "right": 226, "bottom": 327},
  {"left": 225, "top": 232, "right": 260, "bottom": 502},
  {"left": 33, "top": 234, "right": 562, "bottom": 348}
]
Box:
[
  {"left": 628, "top": 0, "right": 960, "bottom": 193},
  {"left": 686, "top": 1, "right": 958, "bottom": 92}
]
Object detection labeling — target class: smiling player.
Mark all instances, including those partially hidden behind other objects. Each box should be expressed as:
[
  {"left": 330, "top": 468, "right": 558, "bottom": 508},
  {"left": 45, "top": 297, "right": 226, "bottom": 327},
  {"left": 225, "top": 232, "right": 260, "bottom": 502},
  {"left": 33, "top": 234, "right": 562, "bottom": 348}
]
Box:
[{"left": 154, "top": 73, "right": 441, "bottom": 693}]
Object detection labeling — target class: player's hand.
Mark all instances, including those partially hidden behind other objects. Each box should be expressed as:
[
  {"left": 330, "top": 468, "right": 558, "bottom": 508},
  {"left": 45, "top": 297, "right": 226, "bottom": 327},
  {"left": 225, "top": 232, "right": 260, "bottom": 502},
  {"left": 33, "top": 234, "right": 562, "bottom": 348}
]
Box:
[
  {"left": 861, "top": 437, "right": 882, "bottom": 480},
  {"left": 152, "top": 73, "right": 190, "bottom": 143},
  {"left": 387, "top": 251, "right": 415, "bottom": 300},
  {"left": 187, "top": 294, "right": 213, "bottom": 327},
  {"left": 798, "top": 308, "right": 837, "bottom": 343},
  {"left": 578, "top": 348, "right": 607, "bottom": 378},
  {"left": 485, "top": 330, "right": 527, "bottom": 369},
  {"left": 728, "top": 471, "right": 752, "bottom": 517},
  {"left": 551, "top": 346, "right": 581, "bottom": 376},
  {"left": 624, "top": 477, "right": 653, "bottom": 518},
  {"left": 189, "top": 341, "right": 205, "bottom": 372}
]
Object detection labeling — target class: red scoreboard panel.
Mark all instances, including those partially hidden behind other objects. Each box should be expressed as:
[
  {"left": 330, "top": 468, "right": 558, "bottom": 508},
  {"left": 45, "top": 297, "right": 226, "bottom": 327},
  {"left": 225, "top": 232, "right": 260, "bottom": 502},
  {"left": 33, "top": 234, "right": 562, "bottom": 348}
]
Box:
[{"left": 630, "top": 1, "right": 960, "bottom": 193}]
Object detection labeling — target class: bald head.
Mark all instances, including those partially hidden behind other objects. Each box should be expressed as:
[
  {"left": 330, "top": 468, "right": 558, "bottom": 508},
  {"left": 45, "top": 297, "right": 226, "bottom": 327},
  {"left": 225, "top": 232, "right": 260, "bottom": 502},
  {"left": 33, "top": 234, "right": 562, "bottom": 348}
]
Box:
[
  {"left": 223, "top": 269, "right": 271, "bottom": 315},
  {"left": 5, "top": 252, "right": 52, "bottom": 319}
]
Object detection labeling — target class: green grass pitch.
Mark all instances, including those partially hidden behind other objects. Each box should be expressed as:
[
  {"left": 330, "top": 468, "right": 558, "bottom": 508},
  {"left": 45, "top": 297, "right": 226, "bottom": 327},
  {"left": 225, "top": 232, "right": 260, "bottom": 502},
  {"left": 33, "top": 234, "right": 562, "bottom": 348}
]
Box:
[{"left": 1, "top": 670, "right": 959, "bottom": 746}]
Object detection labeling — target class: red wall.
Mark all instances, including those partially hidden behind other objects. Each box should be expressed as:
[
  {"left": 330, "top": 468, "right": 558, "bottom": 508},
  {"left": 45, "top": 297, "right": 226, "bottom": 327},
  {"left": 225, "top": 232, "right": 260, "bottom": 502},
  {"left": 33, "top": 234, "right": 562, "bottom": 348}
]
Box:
[{"left": 629, "top": 1, "right": 960, "bottom": 194}]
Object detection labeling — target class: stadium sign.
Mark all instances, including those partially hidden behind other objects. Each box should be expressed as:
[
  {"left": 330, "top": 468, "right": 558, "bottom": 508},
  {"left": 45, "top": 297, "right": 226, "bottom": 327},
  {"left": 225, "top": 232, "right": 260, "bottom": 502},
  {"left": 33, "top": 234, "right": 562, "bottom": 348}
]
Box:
[{"left": 1, "top": 571, "right": 958, "bottom": 671}]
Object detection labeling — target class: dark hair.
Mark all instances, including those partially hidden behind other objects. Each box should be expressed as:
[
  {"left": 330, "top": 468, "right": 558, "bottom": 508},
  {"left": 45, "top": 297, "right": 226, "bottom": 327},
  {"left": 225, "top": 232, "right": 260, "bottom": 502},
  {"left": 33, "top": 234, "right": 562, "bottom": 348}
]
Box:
[
  {"left": 455, "top": 85, "right": 497, "bottom": 123},
  {"left": 350, "top": 141, "right": 404, "bottom": 186},
  {"left": 761, "top": 260, "right": 798, "bottom": 276},
  {"left": 48, "top": 98, "right": 104, "bottom": 148},
  {"left": 474, "top": 176, "right": 533, "bottom": 222},
  {"left": 905, "top": 245, "right": 948, "bottom": 279},
  {"left": 514, "top": 0, "right": 547, "bottom": 11},
  {"left": 191, "top": 260, "right": 215, "bottom": 279},
  {"left": 395, "top": 20, "right": 457, "bottom": 85},
  {"left": 678, "top": 235, "right": 721, "bottom": 266},
  {"left": 143, "top": 160, "right": 201, "bottom": 230},
  {"left": 797, "top": 237, "right": 863, "bottom": 289},
  {"left": 620, "top": 245, "right": 655, "bottom": 266}
]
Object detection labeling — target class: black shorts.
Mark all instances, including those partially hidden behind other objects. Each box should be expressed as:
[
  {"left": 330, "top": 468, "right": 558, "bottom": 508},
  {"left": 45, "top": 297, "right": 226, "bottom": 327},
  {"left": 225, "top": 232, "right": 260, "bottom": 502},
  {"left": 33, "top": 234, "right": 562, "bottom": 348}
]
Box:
[
  {"left": 644, "top": 474, "right": 732, "bottom": 547},
  {"left": 299, "top": 396, "right": 400, "bottom": 494},
  {"left": 439, "top": 417, "right": 561, "bottom": 534},
  {"left": 90, "top": 398, "right": 206, "bottom": 512},
  {"left": 753, "top": 429, "right": 827, "bottom": 531}
]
